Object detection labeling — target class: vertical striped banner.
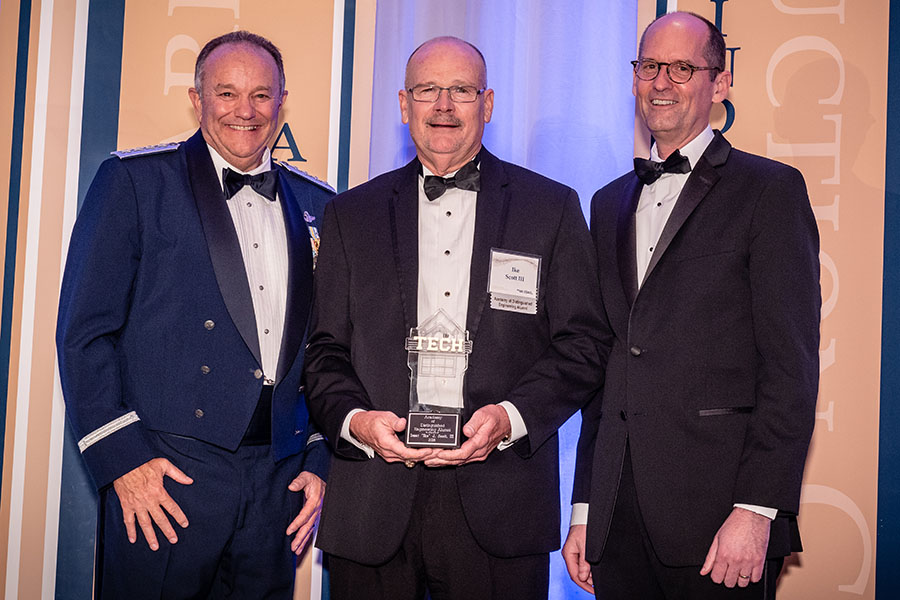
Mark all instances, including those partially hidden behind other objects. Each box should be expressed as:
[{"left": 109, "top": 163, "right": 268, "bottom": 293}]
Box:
[
  {"left": 1, "top": 0, "right": 90, "bottom": 597},
  {"left": 879, "top": 1, "right": 900, "bottom": 597},
  {"left": 56, "top": 3, "right": 126, "bottom": 598}
]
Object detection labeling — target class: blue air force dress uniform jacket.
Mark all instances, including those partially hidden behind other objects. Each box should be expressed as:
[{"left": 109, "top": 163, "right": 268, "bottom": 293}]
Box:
[{"left": 56, "top": 129, "right": 333, "bottom": 490}]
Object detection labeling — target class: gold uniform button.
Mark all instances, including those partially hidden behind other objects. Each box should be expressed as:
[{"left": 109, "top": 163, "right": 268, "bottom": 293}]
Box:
[
  {"left": 195, "top": 409, "right": 204, "bottom": 418},
  {"left": 200, "top": 365, "right": 211, "bottom": 375},
  {"left": 204, "top": 320, "right": 215, "bottom": 330},
  {"left": 254, "top": 369, "right": 263, "bottom": 379}
]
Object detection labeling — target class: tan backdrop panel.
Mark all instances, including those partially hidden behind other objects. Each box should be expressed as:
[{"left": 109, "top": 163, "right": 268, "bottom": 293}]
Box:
[
  {"left": 118, "top": 0, "right": 336, "bottom": 182},
  {"left": 659, "top": 1, "right": 887, "bottom": 597}
]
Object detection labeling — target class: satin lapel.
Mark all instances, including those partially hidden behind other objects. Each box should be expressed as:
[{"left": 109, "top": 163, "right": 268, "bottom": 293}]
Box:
[
  {"left": 274, "top": 170, "right": 314, "bottom": 382},
  {"left": 466, "top": 150, "right": 509, "bottom": 339},
  {"left": 185, "top": 130, "right": 261, "bottom": 365},
  {"left": 617, "top": 177, "right": 641, "bottom": 307},
  {"left": 641, "top": 133, "right": 731, "bottom": 287},
  {"left": 389, "top": 159, "right": 421, "bottom": 331}
]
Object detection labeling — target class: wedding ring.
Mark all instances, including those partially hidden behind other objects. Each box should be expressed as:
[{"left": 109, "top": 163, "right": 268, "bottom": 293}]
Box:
[
  {"left": 738, "top": 574, "right": 750, "bottom": 580},
  {"left": 404, "top": 459, "right": 416, "bottom": 468}
]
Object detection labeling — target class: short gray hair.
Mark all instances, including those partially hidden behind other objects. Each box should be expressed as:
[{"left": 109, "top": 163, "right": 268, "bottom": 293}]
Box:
[{"left": 194, "top": 30, "right": 285, "bottom": 94}]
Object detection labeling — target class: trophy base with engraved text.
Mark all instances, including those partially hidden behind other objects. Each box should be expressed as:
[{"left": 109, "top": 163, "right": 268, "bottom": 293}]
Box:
[{"left": 405, "top": 410, "right": 461, "bottom": 448}]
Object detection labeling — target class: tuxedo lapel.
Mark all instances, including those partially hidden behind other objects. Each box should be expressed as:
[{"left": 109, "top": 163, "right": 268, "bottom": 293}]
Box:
[
  {"left": 617, "top": 177, "right": 641, "bottom": 307},
  {"left": 389, "top": 159, "right": 422, "bottom": 331},
  {"left": 274, "top": 170, "right": 314, "bottom": 382},
  {"left": 641, "top": 132, "right": 731, "bottom": 287},
  {"left": 465, "top": 150, "right": 510, "bottom": 340},
  {"left": 185, "top": 130, "right": 261, "bottom": 365}
]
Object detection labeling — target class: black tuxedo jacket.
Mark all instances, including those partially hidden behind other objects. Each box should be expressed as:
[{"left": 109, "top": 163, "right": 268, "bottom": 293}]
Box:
[
  {"left": 304, "top": 149, "right": 608, "bottom": 564},
  {"left": 57, "top": 130, "right": 332, "bottom": 489},
  {"left": 573, "top": 131, "right": 821, "bottom": 566}
]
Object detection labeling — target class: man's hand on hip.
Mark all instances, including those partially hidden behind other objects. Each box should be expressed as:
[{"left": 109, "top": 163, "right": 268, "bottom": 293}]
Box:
[
  {"left": 349, "top": 410, "right": 436, "bottom": 464},
  {"left": 286, "top": 471, "right": 325, "bottom": 555},
  {"left": 112, "top": 457, "right": 193, "bottom": 551},
  {"left": 700, "top": 506, "right": 771, "bottom": 588},
  {"left": 424, "top": 404, "right": 511, "bottom": 467}
]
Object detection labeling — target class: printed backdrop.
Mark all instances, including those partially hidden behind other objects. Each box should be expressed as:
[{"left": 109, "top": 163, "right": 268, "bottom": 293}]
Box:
[{"left": 1, "top": 0, "right": 896, "bottom": 599}]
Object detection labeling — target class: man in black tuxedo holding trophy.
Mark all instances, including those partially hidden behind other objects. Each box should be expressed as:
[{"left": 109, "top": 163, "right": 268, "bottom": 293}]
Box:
[{"left": 304, "top": 36, "right": 609, "bottom": 600}]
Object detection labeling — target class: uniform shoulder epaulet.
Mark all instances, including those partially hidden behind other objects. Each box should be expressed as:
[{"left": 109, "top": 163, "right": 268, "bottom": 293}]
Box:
[
  {"left": 274, "top": 159, "right": 335, "bottom": 193},
  {"left": 111, "top": 142, "right": 181, "bottom": 159}
]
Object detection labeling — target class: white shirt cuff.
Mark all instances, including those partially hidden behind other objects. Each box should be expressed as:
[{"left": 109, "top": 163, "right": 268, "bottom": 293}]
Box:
[
  {"left": 340, "top": 409, "right": 375, "bottom": 459},
  {"left": 734, "top": 503, "right": 778, "bottom": 520},
  {"left": 496, "top": 401, "right": 527, "bottom": 451},
  {"left": 570, "top": 503, "right": 590, "bottom": 527}
]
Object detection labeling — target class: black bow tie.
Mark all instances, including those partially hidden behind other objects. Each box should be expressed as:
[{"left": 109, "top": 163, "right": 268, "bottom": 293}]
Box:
[
  {"left": 633, "top": 150, "right": 691, "bottom": 185},
  {"left": 423, "top": 160, "right": 481, "bottom": 201},
  {"left": 223, "top": 167, "right": 278, "bottom": 201}
]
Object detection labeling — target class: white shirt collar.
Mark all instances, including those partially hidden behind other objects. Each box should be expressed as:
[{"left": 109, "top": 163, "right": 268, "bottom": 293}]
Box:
[
  {"left": 649, "top": 126, "right": 715, "bottom": 169},
  {"left": 206, "top": 144, "right": 272, "bottom": 192},
  {"left": 419, "top": 155, "right": 480, "bottom": 179}
]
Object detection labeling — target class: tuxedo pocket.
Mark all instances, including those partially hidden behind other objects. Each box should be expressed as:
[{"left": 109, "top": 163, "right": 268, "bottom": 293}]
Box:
[
  {"left": 672, "top": 244, "right": 735, "bottom": 262},
  {"left": 697, "top": 406, "right": 753, "bottom": 417}
]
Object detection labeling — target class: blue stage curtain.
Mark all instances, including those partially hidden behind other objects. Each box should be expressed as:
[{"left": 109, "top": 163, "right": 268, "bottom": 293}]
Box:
[{"left": 368, "top": 2, "right": 637, "bottom": 598}]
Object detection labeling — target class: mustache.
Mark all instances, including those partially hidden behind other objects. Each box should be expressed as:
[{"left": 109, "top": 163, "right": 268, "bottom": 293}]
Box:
[{"left": 426, "top": 117, "right": 462, "bottom": 127}]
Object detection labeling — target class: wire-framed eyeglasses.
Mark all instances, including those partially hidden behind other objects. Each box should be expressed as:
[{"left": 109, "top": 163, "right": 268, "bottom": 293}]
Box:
[{"left": 407, "top": 84, "right": 485, "bottom": 103}]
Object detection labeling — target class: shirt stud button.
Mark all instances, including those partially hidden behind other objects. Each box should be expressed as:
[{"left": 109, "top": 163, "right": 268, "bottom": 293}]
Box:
[
  {"left": 200, "top": 365, "right": 211, "bottom": 374},
  {"left": 204, "top": 320, "right": 215, "bottom": 330},
  {"left": 195, "top": 409, "right": 204, "bottom": 418}
]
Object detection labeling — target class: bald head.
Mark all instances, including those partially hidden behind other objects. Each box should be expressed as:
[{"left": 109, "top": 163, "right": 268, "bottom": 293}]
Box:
[
  {"left": 405, "top": 36, "right": 487, "bottom": 89},
  {"left": 640, "top": 12, "right": 725, "bottom": 80}
]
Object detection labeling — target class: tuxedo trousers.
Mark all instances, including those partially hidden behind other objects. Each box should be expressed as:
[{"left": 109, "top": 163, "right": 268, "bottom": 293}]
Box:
[
  {"left": 327, "top": 466, "right": 548, "bottom": 600},
  {"left": 591, "top": 443, "right": 782, "bottom": 600}
]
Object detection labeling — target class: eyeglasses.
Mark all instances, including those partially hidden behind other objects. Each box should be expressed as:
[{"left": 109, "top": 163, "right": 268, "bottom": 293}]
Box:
[
  {"left": 631, "top": 59, "right": 721, "bottom": 84},
  {"left": 407, "top": 84, "right": 485, "bottom": 103}
]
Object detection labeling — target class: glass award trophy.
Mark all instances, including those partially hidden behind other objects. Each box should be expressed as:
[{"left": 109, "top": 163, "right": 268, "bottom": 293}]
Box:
[{"left": 404, "top": 309, "right": 473, "bottom": 448}]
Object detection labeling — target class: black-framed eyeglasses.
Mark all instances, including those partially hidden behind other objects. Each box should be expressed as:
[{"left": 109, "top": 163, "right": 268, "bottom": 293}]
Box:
[
  {"left": 631, "top": 59, "right": 721, "bottom": 84},
  {"left": 407, "top": 84, "right": 485, "bottom": 103}
]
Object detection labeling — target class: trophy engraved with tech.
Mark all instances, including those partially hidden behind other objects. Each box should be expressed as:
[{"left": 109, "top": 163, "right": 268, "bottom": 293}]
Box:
[{"left": 404, "top": 309, "right": 472, "bottom": 448}]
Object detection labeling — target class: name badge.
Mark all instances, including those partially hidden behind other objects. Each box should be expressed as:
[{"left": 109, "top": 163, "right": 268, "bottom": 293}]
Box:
[{"left": 488, "top": 248, "right": 541, "bottom": 314}]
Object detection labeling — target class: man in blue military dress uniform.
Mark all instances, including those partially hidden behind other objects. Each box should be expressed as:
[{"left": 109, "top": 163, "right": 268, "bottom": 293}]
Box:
[{"left": 56, "top": 31, "right": 332, "bottom": 599}]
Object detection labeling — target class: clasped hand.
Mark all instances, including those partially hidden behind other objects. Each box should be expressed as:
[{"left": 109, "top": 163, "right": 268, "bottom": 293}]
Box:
[{"left": 349, "top": 405, "right": 511, "bottom": 467}]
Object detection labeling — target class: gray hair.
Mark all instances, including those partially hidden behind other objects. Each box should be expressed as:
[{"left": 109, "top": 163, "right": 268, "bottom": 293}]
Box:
[{"left": 194, "top": 30, "right": 285, "bottom": 94}]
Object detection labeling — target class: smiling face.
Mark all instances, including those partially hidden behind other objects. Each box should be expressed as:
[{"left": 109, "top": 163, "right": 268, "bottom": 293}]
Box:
[
  {"left": 399, "top": 38, "right": 493, "bottom": 175},
  {"left": 634, "top": 13, "right": 730, "bottom": 158},
  {"left": 189, "top": 42, "right": 286, "bottom": 171}
]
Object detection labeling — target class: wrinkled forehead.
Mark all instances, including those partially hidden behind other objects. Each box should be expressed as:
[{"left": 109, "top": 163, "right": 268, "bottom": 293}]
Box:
[{"left": 204, "top": 42, "right": 281, "bottom": 82}]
